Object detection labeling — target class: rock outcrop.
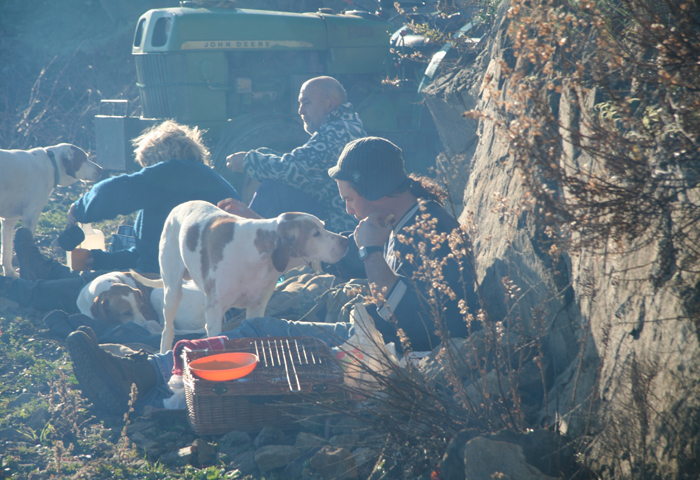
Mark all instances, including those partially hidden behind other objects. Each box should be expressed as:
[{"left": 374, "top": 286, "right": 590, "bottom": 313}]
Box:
[{"left": 422, "top": 0, "right": 700, "bottom": 477}]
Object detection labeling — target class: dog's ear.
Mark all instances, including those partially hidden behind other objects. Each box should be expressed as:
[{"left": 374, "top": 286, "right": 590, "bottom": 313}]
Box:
[
  {"left": 90, "top": 293, "right": 114, "bottom": 324},
  {"left": 271, "top": 232, "right": 292, "bottom": 272},
  {"left": 272, "top": 218, "right": 302, "bottom": 272},
  {"left": 56, "top": 146, "right": 78, "bottom": 178},
  {"left": 135, "top": 289, "right": 159, "bottom": 322}
]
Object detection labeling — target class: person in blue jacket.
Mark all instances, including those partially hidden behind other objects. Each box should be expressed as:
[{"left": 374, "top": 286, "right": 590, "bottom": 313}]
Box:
[{"left": 0, "top": 120, "right": 239, "bottom": 312}]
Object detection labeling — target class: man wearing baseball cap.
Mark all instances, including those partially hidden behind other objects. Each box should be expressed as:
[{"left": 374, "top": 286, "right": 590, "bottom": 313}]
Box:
[{"left": 327, "top": 136, "right": 479, "bottom": 352}]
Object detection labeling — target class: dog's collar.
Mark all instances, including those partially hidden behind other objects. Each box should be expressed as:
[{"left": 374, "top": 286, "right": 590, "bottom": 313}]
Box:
[{"left": 46, "top": 150, "right": 60, "bottom": 188}]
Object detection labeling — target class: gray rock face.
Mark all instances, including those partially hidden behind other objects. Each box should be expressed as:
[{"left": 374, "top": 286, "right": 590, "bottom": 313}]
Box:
[
  {"left": 422, "top": 0, "right": 700, "bottom": 476},
  {"left": 422, "top": 0, "right": 593, "bottom": 435}
]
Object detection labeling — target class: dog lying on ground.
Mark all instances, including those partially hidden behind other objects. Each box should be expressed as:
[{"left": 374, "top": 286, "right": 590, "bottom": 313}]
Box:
[
  {"left": 0, "top": 144, "right": 103, "bottom": 277},
  {"left": 131, "top": 200, "right": 349, "bottom": 353},
  {"left": 77, "top": 271, "right": 206, "bottom": 335}
]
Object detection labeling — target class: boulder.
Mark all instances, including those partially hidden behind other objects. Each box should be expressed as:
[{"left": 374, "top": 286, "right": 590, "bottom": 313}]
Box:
[
  {"left": 296, "top": 432, "right": 329, "bottom": 452},
  {"left": 463, "top": 436, "right": 558, "bottom": 480},
  {"left": 220, "top": 430, "right": 252, "bottom": 450},
  {"left": 25, "top": 408, "right": 50, "bottom": 431},
  {"left": 159, "top": 446, "right": 193, "bottom": 467},
  {"left": 229, "top": 450, "right": 258, "bottom": 476},
  {"left": 253, "top": 426, "right": 285, "bottom": 448},
  {"left": 310, "top": 446, "right": 358, "bottom": 480},
  {"left": 440, "top": 429, "right": 573, "bottom": 480},
  {"left": 7, "top": 393, "right": 34, "bottom": 409},
  {"left": 329, "top": 434, "right": 361, "bottom": 448},
  {"left": 254, "top": 445, "right": 301, "bottom": 473},
  {"left": 192, "top": 438, "right": 217, "bottom": 466}
]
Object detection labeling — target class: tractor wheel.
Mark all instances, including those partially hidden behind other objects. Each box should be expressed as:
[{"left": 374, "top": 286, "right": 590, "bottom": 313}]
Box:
[{"left": 212, "top": 115, "right": 309, "bottom": 203}]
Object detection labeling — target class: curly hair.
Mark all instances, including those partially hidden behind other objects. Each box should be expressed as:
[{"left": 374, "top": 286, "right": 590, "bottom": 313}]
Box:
[{"left": 132, "top": 120, "right": 211, "bottom": 168}]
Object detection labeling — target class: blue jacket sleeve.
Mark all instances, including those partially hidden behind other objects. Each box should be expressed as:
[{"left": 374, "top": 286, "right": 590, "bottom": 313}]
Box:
[{"left": 71, "top": 171, "right": 154, "bottom": 223}]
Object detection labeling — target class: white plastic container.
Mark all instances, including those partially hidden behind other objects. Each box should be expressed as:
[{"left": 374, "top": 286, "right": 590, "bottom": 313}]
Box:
[{"left": 66, "top": 223, "right": 106, "bottom": 270}]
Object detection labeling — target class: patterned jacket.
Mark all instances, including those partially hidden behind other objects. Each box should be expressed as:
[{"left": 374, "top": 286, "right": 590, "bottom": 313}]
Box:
[{"left": 243, "top": 103, "right": 365, "bottom": 233}]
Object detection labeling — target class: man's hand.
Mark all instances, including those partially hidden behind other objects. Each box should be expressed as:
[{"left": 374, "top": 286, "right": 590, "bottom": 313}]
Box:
[
  {"left": 67, "top": 204, "right": 78, "bottom": 226},
  {"left": 226, "top": 152, "right": 247, "bottom": 173},
  {"left": 354, "top": 213, "right": 394, "bottom": 248},
  {"left": 217, "top": 198, "right": 262, "bottom": 219}
]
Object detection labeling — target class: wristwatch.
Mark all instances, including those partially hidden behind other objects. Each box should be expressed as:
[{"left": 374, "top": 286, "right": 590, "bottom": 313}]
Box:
[{"left": 358, "top": 245, "right": 383, "bottom": 261}]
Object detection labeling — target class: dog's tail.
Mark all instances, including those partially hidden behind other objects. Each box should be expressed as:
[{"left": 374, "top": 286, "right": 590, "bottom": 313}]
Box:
[{"left": 128, "top": 269, "right": 165, "bottom": 289}]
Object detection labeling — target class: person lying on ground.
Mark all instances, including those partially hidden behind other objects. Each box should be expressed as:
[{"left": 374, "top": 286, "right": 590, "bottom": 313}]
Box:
[
  {"left": 66, "top": 136, "right": 480, "bottom": 415},
  {"left": 0, "top": 120, "right": 240, "bottom": 313},
  {"left": 225, "top": 76, "right": 365, "bottom": 233}
]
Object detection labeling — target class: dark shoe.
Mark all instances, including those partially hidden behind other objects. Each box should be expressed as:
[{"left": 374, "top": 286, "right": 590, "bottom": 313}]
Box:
[
  {"left": 14, "top": 228, "right": 59, "bottom": 281},
  {"left": 76, "top": 325, "right": 98, "bottom": 343},
  {"left": 57, "top": 224, "right": 85, "bottom": 251},
  {"left": 66, "top": 328, "right": 157, "bottom": 414}
]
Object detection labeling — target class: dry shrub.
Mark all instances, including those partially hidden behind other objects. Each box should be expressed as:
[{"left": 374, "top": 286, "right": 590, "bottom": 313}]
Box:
[
  {"left": 0, "top": 41, "right": 138, "bottom": 151},
  {"left": 318, "top": 206, "right": 568, "bottom": 478},
  {"left": 475, "top": 0, "right": 700, "bottom": 279}
]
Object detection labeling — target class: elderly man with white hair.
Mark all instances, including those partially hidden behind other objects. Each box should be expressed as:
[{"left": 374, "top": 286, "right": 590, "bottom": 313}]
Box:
[{"left": 225, "top": 76, "right": 366, "bottom": 233}]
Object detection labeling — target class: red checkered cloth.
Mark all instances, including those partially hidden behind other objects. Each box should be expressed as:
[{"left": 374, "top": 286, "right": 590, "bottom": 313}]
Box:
[{"left": 171, "top": 336, "right": 228, "bottom": 375}]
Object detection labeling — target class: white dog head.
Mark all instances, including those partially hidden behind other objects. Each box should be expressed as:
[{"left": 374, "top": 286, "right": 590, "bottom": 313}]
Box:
[
  {"left": 266, "top": 213, "right": 349, "bottom": 272},
  {"left": 47, "top": 144, "right": 103, "bottom": 186}
]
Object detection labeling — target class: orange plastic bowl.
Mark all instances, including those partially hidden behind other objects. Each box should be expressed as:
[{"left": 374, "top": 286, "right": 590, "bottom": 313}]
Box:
[{"left": 189, "top": 352, "right": 258, "bottom": 382}]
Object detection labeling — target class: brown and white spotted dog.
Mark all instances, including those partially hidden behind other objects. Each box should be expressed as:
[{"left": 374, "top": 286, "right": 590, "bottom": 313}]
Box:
[
  {"left": 0, "top": 144, "right": 103, "bottom": 277},
  {"left": 77, "top": 271, "right": 207, "bottom": 335},
  {"left": 132, "top": 200, "right": 349, "bottom": 353}
]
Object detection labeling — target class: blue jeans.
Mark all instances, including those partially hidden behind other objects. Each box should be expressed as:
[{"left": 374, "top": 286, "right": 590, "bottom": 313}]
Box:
[{"left": 138, "top": 316, "right": 354, "bottom": 410}]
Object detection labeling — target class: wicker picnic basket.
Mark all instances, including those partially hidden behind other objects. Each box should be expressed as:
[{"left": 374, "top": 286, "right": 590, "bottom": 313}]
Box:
[{"left": 183, "top": 336, "right": 344, "bottom": 435}]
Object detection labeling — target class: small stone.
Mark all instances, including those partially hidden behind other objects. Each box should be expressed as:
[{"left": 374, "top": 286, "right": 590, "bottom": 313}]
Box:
[
  {"left": 352, "top": 447, "right": 379, "bottom": 480},
  {"left": 331, "top": 416, "right": 366, "bottom": 436},
  {"left": 28, "top": 473, "right": 51, "bottom": 480},
  {"left": 255, "top": 445, "right": 301, "bottom": 473},
  {"left": 156, "top": 431, "right": 181, "bottom": 443},
  {"left": 310, "top": 446, "right": 358, "bottom": 480},
  {"left": 192, "top": 438, "right": 217, "bottom": 466},
  {"left": 463, "top": 437, "right": 558, "bottom": 480},
  {"left": 220, "top": 430, "right": 252, "bottom": 450},
  {"left": 160, "top": 446, "right": 193, "bottom": 466},
  {"left": 126, "top": 420, "right": 156, "bottom": 435},
  {"left": 7, "top": 393, "right": 34, "bottom": 409},
  {"left": 329, "top": 434, "right": 360, "bottom": 448},
  {"left": 230, "top": 450, "right": 258, "bottom": 475},
  {"left": 0, "top": 428, "right": 32, "bottom": 443},
  {"left": 295, "top": 432, "right": 329, "bottom": 451},
  {"left": 253, "top": 426, "right": 285, "bottom": 448},
  {"left": 25, "top": 408, "right": 50, "bottom": 431},
  {"left": 284, "top": 447, "right": 321, "bottom": 479}
]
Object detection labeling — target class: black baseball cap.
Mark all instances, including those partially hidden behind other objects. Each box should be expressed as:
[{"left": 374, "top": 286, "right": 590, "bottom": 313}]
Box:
[{"left": 328, "top": 137, "right": 409, "bottom": 201}]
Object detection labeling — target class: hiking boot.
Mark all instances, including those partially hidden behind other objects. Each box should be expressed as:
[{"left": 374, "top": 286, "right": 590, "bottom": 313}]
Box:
[
  {"left": 66, "top": 327, "right": 157, "bottom": 414},
  {"left": 14, "top": 228, "right": 59, "bottom": 281}
]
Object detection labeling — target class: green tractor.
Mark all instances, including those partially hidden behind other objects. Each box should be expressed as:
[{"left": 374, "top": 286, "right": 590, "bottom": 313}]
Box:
[{"left": 95, "top": 3, "right": 447, "bottom": 194}]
